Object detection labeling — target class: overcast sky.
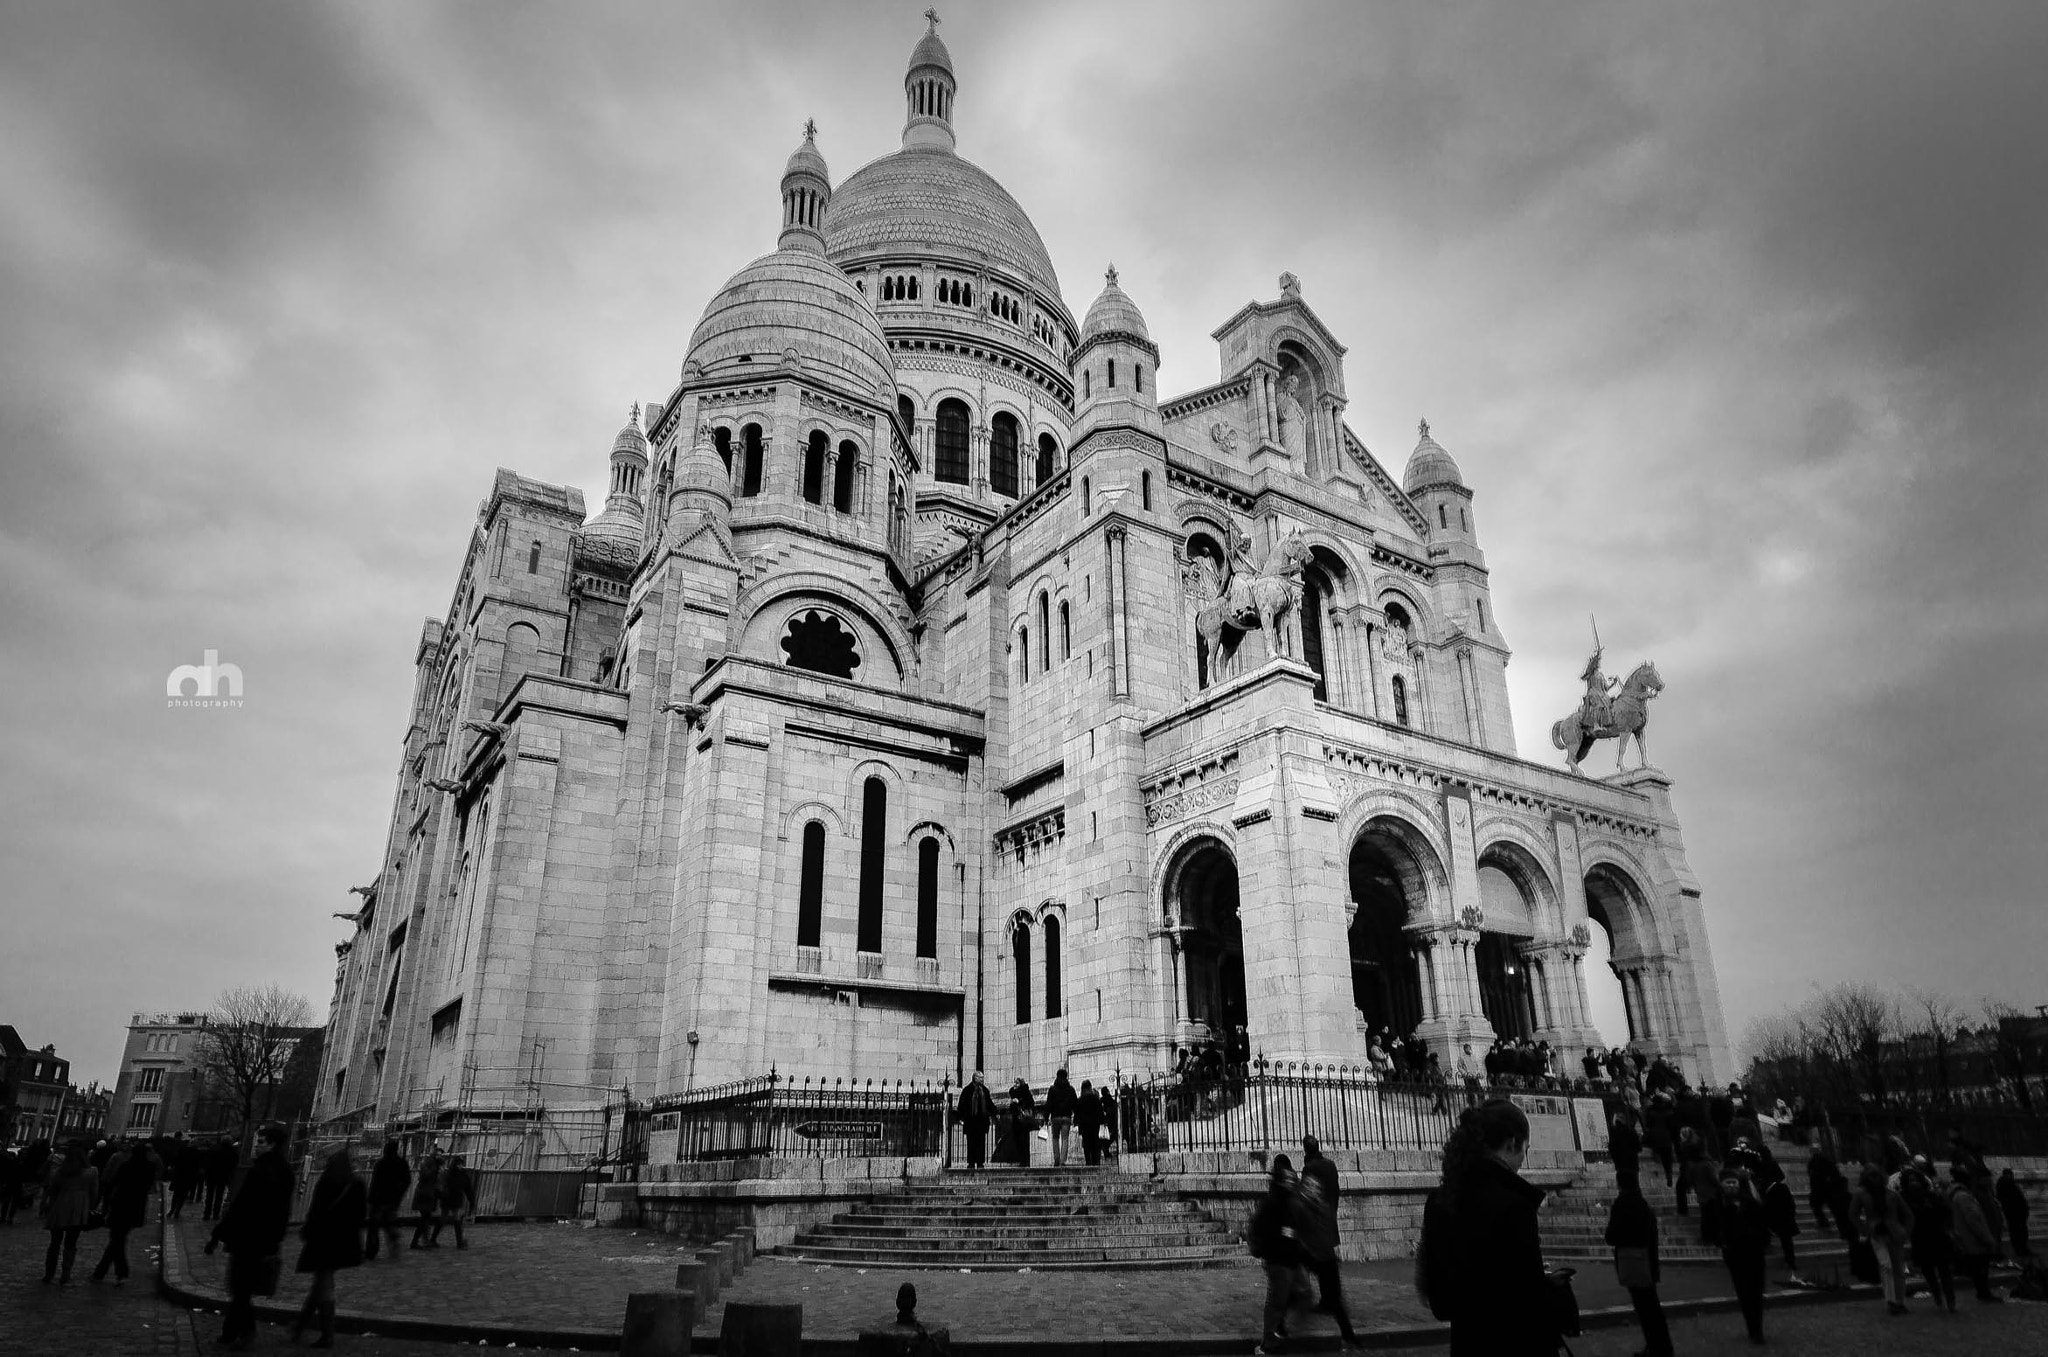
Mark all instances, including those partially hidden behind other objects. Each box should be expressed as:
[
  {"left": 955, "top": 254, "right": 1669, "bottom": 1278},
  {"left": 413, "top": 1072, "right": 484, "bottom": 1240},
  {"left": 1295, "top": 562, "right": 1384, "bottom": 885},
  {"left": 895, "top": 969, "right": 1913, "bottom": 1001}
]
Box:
[{"left": 3, "top": 1, "right": 2044, "bottom": 1087}]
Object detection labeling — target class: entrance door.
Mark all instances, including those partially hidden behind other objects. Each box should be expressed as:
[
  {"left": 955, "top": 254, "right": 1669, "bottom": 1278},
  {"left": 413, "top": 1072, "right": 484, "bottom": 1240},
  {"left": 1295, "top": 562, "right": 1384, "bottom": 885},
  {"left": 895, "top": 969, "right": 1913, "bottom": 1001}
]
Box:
[{"left": 1475, "top": 932, "right": 1535, "bottom": 1041}]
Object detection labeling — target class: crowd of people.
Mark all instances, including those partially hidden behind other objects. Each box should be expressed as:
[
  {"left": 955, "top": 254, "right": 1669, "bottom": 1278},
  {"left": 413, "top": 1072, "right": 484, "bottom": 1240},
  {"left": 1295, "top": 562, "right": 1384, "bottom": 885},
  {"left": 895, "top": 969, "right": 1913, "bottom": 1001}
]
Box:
[
  {"left": 1, "top": 1126, "right": 484, "bottom": 1350},
  {"left": 953, "top": 1068, "right": 1125, "bottom": 1168}
]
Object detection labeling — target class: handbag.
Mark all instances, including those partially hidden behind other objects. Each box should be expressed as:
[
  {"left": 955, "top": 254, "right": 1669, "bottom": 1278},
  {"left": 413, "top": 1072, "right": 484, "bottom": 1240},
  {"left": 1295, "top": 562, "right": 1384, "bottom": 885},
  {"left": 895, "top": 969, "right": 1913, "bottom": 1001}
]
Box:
[
  {"left": 1613, "top": 1245, "right": 1654, "bottom": 1289},
  {"left": 1545, "top": 1266, "right": 1582, "bottom": 1337}
]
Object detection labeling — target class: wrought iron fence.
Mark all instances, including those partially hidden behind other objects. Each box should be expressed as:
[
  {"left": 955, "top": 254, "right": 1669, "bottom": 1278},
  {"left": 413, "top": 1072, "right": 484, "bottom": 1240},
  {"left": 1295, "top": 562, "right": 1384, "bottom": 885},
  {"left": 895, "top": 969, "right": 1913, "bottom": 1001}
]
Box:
[
  {"left": 1809, "top": 1104, "right": 2048, "bottom": 1162},
  {"left": 631, "top": 1073, "right": 952, "bottom": 1164},
  {"left": 1118, "top": 1062, "right": 1477, "bottom": 1154}
]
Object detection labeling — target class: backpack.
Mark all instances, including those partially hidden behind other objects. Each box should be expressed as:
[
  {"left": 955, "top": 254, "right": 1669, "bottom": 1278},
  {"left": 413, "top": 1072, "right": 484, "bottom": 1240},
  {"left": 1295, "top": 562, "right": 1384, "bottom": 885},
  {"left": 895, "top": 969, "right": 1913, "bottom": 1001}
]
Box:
[{"left": 1415, "top": 1189, "right": 1458, "bottom": 1322}]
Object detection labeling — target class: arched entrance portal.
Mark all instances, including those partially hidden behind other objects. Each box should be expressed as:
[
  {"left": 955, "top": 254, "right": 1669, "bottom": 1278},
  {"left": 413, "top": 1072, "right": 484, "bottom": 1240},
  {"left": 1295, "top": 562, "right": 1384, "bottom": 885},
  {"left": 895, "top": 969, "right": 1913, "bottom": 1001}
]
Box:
[
  {"left": 1171, "top": 839, "right": 1245, "bottom": 1044},
  {"left": 1584, "top": 863, "right": 1657, "bottom": 1048},
  {"left": 1475, "top": 859, "right": 1539, "bottom": 1041},
  {"left": 1347, "top": 821, "right": 1428, "bottom": 1036}
]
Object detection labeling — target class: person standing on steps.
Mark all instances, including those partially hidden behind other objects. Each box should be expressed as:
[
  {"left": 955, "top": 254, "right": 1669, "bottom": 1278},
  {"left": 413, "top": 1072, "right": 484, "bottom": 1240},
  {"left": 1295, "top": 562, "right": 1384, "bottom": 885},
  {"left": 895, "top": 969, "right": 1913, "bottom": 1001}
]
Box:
[
  {"left": 1608, "top": 1110, "right": 1642, "bottom": 1194},
  {"left": 292, "top": 1148, "right": 366, "bottom": 1348},
  {"left": 364, "top": 1139, "right": 411, "bottom": 1260},
  {"left": 1004, "top": 1078, "right": 1035, "bottom": 1166},
  {"left": 410, "top": 1153, "right": 443, "bottom": 1247},
  {"left": 207, "top": 1123, "right": 293, "bottom": 1351},
  {"left": 1297, "top": 1136, "right": 1361, "bottom": 1347},
  {"left": 1853, "top": 1162, "right": 1914, "bottom": 1315},
  {"left": 955, "top": 1072, "right": 996, "bottom": 1169},
  {"left": 1603, "top": 1172, "right": 1672, "bottom": 1357},
  {"left": 1044, "top": 1069, "right": 1078, "bottom": 1168},
  {"left": 1902, "top": 1158, "right": 1957, "bottom": 1312},
  {"left": 1099, "top": 1083, "right": 1119, "bottom": 1162},
  {"left": 1076, "top": 1080, "right": 1104, "bottom": 1167},
  {"left": 1643, "top": 1094, "right": 1676, "bottom": 1188}
]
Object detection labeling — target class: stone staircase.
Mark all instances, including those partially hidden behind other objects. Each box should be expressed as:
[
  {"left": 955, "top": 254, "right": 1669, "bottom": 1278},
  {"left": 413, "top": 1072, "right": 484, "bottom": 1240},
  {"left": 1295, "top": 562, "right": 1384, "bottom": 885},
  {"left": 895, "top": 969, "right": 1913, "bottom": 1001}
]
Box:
[
  {"left": 775, "top": 1167, "right": 1250, "bottom": 1270},
  {"left": 1540, "top": 1160, "right": 1850, "bottom": 1274}
]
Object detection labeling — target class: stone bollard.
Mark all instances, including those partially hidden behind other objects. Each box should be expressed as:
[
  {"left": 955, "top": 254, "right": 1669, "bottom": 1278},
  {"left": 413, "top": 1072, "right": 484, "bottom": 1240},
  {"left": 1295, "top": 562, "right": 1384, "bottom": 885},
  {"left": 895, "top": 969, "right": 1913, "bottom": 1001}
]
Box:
[
  {"left": 676, "top": 1260, "right": 718, "bottom": 1312},
  {"left": 623, "top": 1291, "right": 693, "bottom": 1357},
  {"left": 856, "top": 1325, "right": 951, "bottom": 1356},
  {"left": 719, "top": 1301, "right": 801, "bottom": 1357},
  {"left": 698, "top": 1241, "right": 737, "bottom": 1287},
  {"left": 730, "top": 1225, "right": 757, "bottom": 1270}
]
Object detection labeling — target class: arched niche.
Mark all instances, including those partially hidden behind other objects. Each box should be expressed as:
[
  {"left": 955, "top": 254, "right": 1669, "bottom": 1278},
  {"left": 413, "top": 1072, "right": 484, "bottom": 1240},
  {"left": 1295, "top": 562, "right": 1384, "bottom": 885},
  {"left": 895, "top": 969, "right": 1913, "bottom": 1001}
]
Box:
[
  {"left": 1346, "top": 815, "right": 1440, "bottom": 1036},
  {"left": 1583, "top": 858, "right": 1661, "bottom": 1047},
  {"left": 1162, "top": 835, "right": 1245, "bottom": 1046}
]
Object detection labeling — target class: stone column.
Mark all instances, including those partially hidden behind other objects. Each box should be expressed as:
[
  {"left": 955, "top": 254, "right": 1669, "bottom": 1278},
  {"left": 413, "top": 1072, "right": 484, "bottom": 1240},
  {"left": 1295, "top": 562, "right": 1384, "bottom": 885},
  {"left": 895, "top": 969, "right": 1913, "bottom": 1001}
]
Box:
[
  {"left": 1324, "top": 613, "right": 1347, "bottom": 707},
  {"left": 970, "top": 424, "right": 989, "bottom": 496},
  {"left": 821, "top": 446, "right": 838, "bottom": 507},
  {"left": 1362, "top": 618, "right": 1386, "bottom": 719},
  {"left": 1457, "top": 647, "right": 1485, "bottom": 746},
  {"left": 1408, "top": 645, "right": 1432, "bottom": 734},
  {"left": 1105, "top": 524, "right": 1129, "bottom": 697}
]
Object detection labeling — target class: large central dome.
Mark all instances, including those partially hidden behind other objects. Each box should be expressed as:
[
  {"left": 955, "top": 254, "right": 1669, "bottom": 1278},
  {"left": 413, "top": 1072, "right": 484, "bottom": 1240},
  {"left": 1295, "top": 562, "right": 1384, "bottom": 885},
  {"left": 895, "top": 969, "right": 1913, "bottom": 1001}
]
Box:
[{"left": 824, "top": 146, "right": 1061, "bottom": 298}]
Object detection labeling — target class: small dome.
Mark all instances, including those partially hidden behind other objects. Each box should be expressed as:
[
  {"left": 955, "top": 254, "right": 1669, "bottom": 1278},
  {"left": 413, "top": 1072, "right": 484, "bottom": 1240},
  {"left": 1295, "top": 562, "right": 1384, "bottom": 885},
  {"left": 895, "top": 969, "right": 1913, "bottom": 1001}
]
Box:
[
  {"left": 1080, "top": 264, "right": 1149, "bottom": 343},
  {"left": 1403, "top": 419, "right": 1464, "bottom": 492},
  {"left": 684, "top": 250, "right": 896, "bottom": 401},
  {"left": 784, "top": 123, "right": 829, "bottom": 183},
  {"left": 611, "top": 405, "right": 648, "bottom": 458},
  {"left": 908, "top": 25, "right": 953, "bottom": 77},
  {"left": 676, "top": 435, "right": 731, "bottom": 502}
]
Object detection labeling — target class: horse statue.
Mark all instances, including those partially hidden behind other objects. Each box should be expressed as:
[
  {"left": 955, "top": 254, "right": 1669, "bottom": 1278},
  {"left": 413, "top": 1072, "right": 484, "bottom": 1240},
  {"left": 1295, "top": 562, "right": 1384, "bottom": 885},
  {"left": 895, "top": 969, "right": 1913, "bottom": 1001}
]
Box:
[
  {"left": 1551, "top": 660, "right": 1663, "bottom": 773},
  {"left": 1188, "top": 529, "right": 1313, "bottom": 685}
]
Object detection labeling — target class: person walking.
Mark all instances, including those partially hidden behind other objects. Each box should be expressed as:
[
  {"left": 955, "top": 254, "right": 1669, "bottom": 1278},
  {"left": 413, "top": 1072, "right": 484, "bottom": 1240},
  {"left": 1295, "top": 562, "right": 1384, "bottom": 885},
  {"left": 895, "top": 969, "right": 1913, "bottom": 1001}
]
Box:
[
  {"left": 1076, "top": 1080, "right": 1104, "bottom": 1167},
  {"left": 1903, "top": 1162, "right": 1957, "bottom": 1312},
  {"left": 89, "top": 1138, "right": 158, "bottom": 1283},
  {"left": 202, "top": 1136, "right": 238, "bottom": 1220},
  {"left": 292, "top": 1149, "right": 367, "bottom": 1348},
  {"left": 434, "top": 1154, "right": 477, "bottom": 1248},
  {"left": 1718, "top": 1166, "right": 1771, "bottom": 1344},
  {"left": 1044, "top": 1069, "right": 1078, "bottom": 1167},
  {"left": 0, "top": 1146, "right": 21, "bottom": 1225},
  {"left": 409, "top": 1154, "right": 443, "bottom": 1248},
  {"left": 364, "top": 1139, "right": 412, "bottom": 1260},
  {"left": 168, "top": 1137, "right": 203, "bottom": 1220},
  {"left": 1603, "top": 1173, "right": 1672, "bottom": 1357},
  {"left": 1608, "top": 1110, "right": 1642, "bottom": 1193},
  {"left": 1947, "top": 1165, "right": 2004, "bottom": 1304},
  {"left": 1853, "top": 1162, "right": 1914, "bottom": 1315},
  {"left": 40, "top": 1143, "right": 97, "bottom": 1285},
  {"left": 1997, "top": 1167, "right": 2032, "bottom": 1258},
  {"left": 1248, "top": 1154, "right": 1304, "bottom": 1355},
  {"left": 1004, "top": 1078, "right": 1035, "bottom": 1167},
  {"left": 955, "top": 1072, "right": 996, "bottom": 1169},
  {"left": 1297, "top": 1136, "right": 1360, "bottom": 1347},
  {"left": 1440, "top": 1099, "right": 1562, "bottom": 1357},
  {"left": 1643, "top": 1095, "right": 1675, "bottom": 1188},
  {"left": 1098, "top": 1083, "right": 1119, "bottom": 1161},
  {"left": 206, "top": 1123, "right": 294, "bottom": 1350}
]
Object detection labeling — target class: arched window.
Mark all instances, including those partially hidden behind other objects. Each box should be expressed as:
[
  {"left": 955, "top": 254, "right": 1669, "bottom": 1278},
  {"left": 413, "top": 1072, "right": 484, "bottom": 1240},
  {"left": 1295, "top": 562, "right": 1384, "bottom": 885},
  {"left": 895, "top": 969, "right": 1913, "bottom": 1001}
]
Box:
[
  {"left": 1018, "top": 627, "right": 1030, "bottom": 685},
  {"left": 989, "top": 412, "right": 1020, "bottom": 497},
  {"left": 1135, "top": 364, "right": 1144, "bottom": 393},
  {"left": 1301, "top": 568, "right": 1329, "bottom": 702},
  {"left": 1036, "top": 433, "right": 1057, "bottom": 485},
  {"left": 1083, "top": 369, "right": 1091, "bottom": 399},
  {"left": 1477, "top": 598, "right": 1489, "bottom": 633},
  {"left": 1081, "top": 477, "right": 1091, "bottom": 516},
  {"left": 796, "top": 821, "right": 825, "bottom": 949},
  {"left": 713, "top": 426, "right": 732, "bottom": 475},
  {"left": 741, "top": 423, "right": 763, "bottom": 497},
  {"left": 1392, "top": 674, "right": 1410, "bottom": 726},
  {"left": 1038, "top": 593, "right": 1051, "bottom": 671},
  {"left": 504, "top": 623, "right": 541, "bottom": 684},
  {"left": 1059, "top": 601, "right": 1071, "bottom": 659},
  {"left": 1013, "top": 920, "right": 1032, "bottom": 1024},
  {"left": 1438, "top": 504, "right": 1448, "bottom": 529},
  {"left": 834, "top": 439, "right": 857, "bottom": 512},
  {"left": 916, "top": 838, "right": 940, "bottom": 960},
  {"left": 1461, "top": 508, "right": 1469, "bottom": 532},
  {"left": 1044, "top": 915, "right": 1062, "bottom": 1019},
  {"left": 1108, "top": 358, "right": 1117, "bottom": 388},
  {"left": 802, "top": 430, "right": 827, "bottom": 504},
  {"left": 897, "top": 395, "right": 915, "bottom": 435},
  {"left": 527, "top": 541, "right": 542, "bottom": 573},
  {"left": 1141, "top": 470, "right": 1152, "bottom": 510},
  {"left": 858, "top": 777, "right": 886, "bottom": 954},
  {"left": 934, "top": 399, "right": 969, "bottom": 485}
]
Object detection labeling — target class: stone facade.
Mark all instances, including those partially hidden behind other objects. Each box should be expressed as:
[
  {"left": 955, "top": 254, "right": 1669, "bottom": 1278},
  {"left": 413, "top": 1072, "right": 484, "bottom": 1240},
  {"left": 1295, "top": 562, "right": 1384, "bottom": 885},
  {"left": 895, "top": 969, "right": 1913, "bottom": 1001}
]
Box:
[{"left": 314, "top": 20, "right": 1732, "bottom": 1134}]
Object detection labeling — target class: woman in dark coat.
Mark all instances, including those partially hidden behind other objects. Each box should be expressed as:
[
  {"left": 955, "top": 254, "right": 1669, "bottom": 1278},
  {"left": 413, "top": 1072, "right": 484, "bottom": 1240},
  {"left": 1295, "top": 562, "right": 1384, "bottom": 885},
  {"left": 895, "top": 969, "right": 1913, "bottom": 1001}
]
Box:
[
  {"left": 1604, "top": 1174, "right": 1671, "bottom": 1357},
  {"left": 293, "top": 1149, "right": 367, "bottom": 1348},
  {"left": 1003, "top": 1079, "right": 1035, "bottom": 1167},
  {"left": 1248, "top": 1154, "right": 1303, "bottom": 1354},
  {"left": 1075, "top": 1081, "right": 1103, "bottom": 1167},
  {"left": 1442, "top": 1099, "right": 1560, "bottom": 1357},
  {"left": 40, "top": 1144, "right": 98, "bottom": 1285},
  {"left": 89, "top": 1141, "right": 158, "bottom": 1282}
]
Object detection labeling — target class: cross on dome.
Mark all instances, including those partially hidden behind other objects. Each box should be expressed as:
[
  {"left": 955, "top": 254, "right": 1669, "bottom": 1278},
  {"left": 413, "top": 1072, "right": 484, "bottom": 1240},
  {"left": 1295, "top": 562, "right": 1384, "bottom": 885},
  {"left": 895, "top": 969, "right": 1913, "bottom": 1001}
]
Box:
[
  {"left": 1418, "top": 417, "right": 1430, "bottom": 437},
  {"left": 802, "top": 118, "right": 817, "bottom": 141},
  {"left": 1105, "top": 263, "right": 1119, "bottom": 287}
]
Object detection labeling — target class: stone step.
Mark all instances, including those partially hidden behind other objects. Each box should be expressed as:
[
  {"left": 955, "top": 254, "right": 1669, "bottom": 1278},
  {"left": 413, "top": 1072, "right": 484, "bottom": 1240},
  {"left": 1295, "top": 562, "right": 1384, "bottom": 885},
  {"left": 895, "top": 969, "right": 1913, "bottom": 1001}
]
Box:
[
  {"left": 842, "top": 1203, "right": 1207, "bottom": 1223},
  {"left": 773, "top": 1241, "right": 1248, "bottom": 1268},
  {"left": 801, "top": 1223, "right": 1232, "bottom": 1246}
]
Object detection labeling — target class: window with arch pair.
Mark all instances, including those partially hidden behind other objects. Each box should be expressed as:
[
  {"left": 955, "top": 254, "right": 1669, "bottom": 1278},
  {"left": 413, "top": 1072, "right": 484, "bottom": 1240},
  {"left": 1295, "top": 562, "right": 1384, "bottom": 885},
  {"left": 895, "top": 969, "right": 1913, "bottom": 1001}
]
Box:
[
  {"left": 1011, "top": 913, "right": 1062, "bottom": 1023},
  {"left": 712, "top": 424, "right": 764, "bottom": 497},
  {"left": 800, "top": 431, "right": 859, "bottom": 511},
  {"left": 881, "top": 274, "right": 921, "bottom": 303},
  {"left": 794, "top": 779, "right": 942, "bottom": 961},
  {"left": 1017, "top": 594, "right": 1071, "bottom": 683}
]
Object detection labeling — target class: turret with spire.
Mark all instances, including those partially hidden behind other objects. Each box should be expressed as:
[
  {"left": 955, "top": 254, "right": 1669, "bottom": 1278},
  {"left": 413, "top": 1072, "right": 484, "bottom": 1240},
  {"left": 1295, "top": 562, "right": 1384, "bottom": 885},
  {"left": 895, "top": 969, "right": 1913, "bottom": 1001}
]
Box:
[
  {"left": 1072, "top": 263, "right": 1163, "bottom": 441},
  {"left": 902, "top": 9, "right": 957, "bottom": 152},
  {"left": 779, "top": 119, "right": 831, "bottom": 254}
]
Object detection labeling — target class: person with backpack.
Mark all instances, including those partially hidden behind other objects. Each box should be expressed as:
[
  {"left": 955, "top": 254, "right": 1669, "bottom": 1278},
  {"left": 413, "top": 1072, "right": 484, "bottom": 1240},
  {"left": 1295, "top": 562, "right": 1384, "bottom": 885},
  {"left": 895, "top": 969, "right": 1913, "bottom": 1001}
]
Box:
[
  {"left": 955, "top": 1072, "right": 996, "bottom": 1169},
  {"left": 1421, "top": 1099, "right": 1562, "bottom": 1357},
  {"left": 1946, "top": 1164, "right": 2004, "bottom": 1304},
  {"left": 1603, "top": 1173, "right": 1672, "bottom": 1357},
  {"left": 1248, "top": 1155, "right": 1304, "bottom": 1355}
]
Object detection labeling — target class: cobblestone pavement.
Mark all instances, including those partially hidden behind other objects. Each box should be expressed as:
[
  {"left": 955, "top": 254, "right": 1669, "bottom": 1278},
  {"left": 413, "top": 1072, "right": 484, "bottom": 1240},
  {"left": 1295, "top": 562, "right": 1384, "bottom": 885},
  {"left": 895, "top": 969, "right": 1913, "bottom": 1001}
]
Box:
[
  {"left": 0, "top": 1214, "right": 197, "bottom": 1357},
  {"left": 1431, "top": 1298, "right": 2048, "bottom": 1356}
]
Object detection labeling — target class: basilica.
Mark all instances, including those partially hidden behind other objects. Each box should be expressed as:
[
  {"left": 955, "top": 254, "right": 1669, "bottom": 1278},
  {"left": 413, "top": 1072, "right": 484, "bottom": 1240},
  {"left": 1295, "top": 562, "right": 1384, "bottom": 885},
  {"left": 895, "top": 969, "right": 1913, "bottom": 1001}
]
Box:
[{"left": 313, "top": 19, "right": 1732, "bottom": 1132}]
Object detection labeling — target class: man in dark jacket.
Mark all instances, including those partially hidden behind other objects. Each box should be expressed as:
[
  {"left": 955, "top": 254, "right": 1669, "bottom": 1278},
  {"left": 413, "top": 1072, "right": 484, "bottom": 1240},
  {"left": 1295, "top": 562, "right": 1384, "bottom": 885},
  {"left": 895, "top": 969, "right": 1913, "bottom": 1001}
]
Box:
[
  {"left": 1718, "top": 1167, "right": 1771, "bottom": 1343},
  {"left": 433, "top": 1155, "right": 478, "bottom": 1249},
  {"left": 207, "top": 1123, "right": 293, "bottom": 1350},
  {"left": 1447, "top": 1123, "right": 1560, "bottom": 1356},
  {"left": 169, "top": 1137, "right": 203, "bottom": 1219},
  {"left": 1604, "top": 1175, "right": 1671, "bottom": 1356},
  {"left": 364, "top": 1139, "right": 413, "bottom": 1259},
  {"left": 89, "top": 1142, "right": 158, "bottom": 1283},
  {"left": 1608, "top": 1112, "right": 1642, "bottom": 1193},
  {"left": 202, "top": 1137, "right": 238, "bottom": 1220},
  {"left": 1297, "top": 1137, "right": 1360, "bottom": 1346},
  {"left": 955, "top": 1072, "right": 996, "bottom": 1169},
  {"left": 1249, "top": 1156, "right": 1303, "bottom": 1355},
  {"left": 1044, "top": 1069, "right": 1078, "bottom": 1167}
]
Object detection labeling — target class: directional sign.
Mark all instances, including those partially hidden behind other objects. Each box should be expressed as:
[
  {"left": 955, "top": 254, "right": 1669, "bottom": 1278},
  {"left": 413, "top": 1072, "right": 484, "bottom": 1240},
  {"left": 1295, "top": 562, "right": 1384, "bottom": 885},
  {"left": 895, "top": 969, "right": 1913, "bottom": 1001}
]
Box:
[{"left": 794, "top": 1120, "right": 883, "bottom": 1140}]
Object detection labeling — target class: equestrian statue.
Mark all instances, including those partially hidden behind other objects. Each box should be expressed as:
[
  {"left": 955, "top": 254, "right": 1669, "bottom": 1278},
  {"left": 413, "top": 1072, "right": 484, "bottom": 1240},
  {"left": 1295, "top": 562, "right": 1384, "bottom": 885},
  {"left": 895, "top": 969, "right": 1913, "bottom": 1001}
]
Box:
[
  {"left": 1551, "top": 639, "right": 1663, "bottom": 774},
  {"left": 1185, "top": 527, "right": 1313, "bottom": 686}
]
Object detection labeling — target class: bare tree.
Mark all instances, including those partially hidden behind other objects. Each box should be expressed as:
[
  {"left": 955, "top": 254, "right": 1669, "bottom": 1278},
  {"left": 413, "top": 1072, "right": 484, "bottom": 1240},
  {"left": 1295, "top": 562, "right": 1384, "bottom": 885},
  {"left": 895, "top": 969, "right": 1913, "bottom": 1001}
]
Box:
[
  {"left": 1905, "top": 988, "right": 1968, "bottom": 1103},
  {"left": 198, "top": 985, "right": 314, "bottom": 1148}
]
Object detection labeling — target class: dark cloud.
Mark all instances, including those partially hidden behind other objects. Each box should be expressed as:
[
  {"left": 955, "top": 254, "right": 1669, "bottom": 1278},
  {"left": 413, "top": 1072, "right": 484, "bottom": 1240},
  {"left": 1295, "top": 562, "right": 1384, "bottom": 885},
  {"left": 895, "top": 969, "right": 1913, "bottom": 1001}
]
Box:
[{"left": 2, "top": 1, "right": 2040, "bottom": 1082}]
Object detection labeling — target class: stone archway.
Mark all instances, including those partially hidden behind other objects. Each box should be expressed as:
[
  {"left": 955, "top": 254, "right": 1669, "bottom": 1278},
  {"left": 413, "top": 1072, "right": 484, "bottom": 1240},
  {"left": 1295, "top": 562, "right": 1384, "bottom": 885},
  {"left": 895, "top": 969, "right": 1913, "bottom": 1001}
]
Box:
[
  {"left": 1167, "top": 838, "right": 1245, "bottom": 1047},
  {"left": 1347, "top": 819, "right": 1431, "bottom": 1037},
  {"left": 1584, "top": 862, "right": 1662, "bottom": 1050}
]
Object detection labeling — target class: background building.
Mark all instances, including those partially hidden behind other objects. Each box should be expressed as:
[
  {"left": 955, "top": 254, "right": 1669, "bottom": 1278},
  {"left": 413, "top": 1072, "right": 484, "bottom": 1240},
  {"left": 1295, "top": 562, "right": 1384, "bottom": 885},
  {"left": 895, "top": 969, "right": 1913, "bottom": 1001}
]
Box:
[
  {"left": 104, "top": 1012, "right": 216, "bottom": 1138},
  {"left": 315, "top": 19, "right": 1732, "bottom": 1143},
  {"left": 0, "top": 1026, "right": 71, "bottom": 1145}
]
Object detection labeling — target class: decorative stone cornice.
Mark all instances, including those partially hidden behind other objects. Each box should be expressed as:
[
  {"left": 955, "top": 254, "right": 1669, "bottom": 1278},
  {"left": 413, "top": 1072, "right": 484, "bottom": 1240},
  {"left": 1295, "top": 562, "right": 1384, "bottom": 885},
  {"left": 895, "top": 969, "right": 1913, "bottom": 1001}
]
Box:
[
  {"left": 1322, "top": 741, "right": 1660, "bottom": 840},
  {"left": 1160, "top": 376, "right": 1254, "bottom": 422},
  {"left": 1165, "top": 465, "right": 1255, "bottom": 512},
  {"left": 1142, "top": 753, "right": 1240, "bottom": 828},
  {"left": 994, "top": 807, "right": 1065, "bottom": 859}
]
